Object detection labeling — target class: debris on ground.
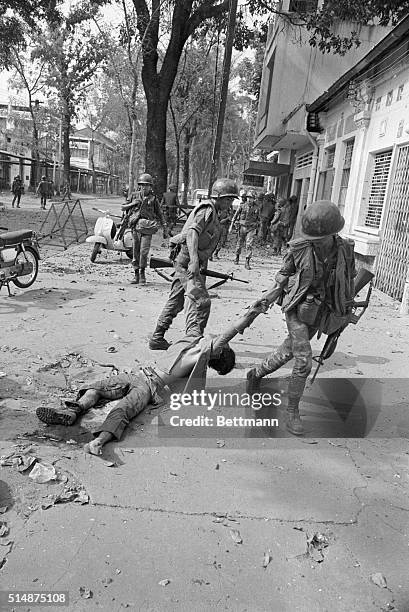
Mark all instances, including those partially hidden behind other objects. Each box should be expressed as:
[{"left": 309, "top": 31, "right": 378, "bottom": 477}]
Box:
[
  {"left": 216, "top": 440, "right": 225, "bottom": 448},
  {"left": 29, "top": 461, "right": 57, "bottom": 483},
  {"left": 230, "top": 529, "right": 243, "bottom": 544},
  {"left": 79, "top": 586, "right": 93, "bottom": 599},
  {"left": 158, "top": 579, "right": 170, "bottom": 586},
  {"left": 0, "top": 522, "right": 9, "bottom": 537},
  {"left": 0, "top": 507, "right": 8, "bottom": 514},
  {"left": 262, "top": 551, "right": 272, "bottom": 568},
  {"left": 306, "top": 532, "right": 329, "bottom": 563},
  {"left": 370, "top": 572, "right": 388, "bottom": 588}
]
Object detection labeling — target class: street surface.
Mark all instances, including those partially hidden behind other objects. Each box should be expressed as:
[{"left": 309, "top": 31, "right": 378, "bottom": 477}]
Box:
[{"left": 0, "top": 193, "right": 408, "bottom": 612}]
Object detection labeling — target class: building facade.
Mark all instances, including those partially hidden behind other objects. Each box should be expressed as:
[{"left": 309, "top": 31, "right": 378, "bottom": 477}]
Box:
[{"left": 307, "top": 15, "right": 409, "bottom": 306}]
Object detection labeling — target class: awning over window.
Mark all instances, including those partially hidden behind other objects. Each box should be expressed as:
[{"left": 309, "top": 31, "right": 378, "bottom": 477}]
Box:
[{"left": 243, "top": 160, "right": 290, "bottom": 177}]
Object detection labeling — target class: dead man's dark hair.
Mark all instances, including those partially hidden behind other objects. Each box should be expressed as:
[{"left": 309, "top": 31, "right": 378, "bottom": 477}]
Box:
[{"left": 208, "top": 345, "right": 236, "bottom": 375}]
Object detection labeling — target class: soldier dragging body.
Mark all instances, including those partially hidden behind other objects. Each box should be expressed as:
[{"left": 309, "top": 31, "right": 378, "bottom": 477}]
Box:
[
  {"left": 230, "top": 190, "right": 260, "bottom": 270},
  {"left": 247, "top": 200, "right": 356, "bottom": 436},
  {"left": 149, "top": 178, "right": 239, "bottom": 351},
  {"left": 123, "top": 173, "right": 168, "bottom": 285},
  {"left": 36, "top": 297, "right": 278, "bottom": 454}
]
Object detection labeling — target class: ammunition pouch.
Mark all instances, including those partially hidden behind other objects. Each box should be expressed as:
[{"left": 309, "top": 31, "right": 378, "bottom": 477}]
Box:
[{"left": 297, "top": 293, "right": 322, "bottom": 327}]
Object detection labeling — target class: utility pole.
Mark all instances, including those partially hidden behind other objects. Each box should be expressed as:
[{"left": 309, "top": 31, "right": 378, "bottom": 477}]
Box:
[{"left": 208, "top": 0, "right": 238, "bottom": 196}]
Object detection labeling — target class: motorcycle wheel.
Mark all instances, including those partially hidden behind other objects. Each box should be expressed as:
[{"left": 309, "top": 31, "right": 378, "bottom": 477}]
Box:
[
  {"left": 125, "top": 249, "right": 133, "bottom": 259},
  {"left": 12, "top": 246, "right": 39, "bottom": 288},
  {"left": 90, "top": 242, "right": 102, "bottom": 263}
]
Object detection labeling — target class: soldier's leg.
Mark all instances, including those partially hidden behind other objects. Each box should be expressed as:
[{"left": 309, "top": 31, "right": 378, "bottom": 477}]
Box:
[
  {"left": 131, "top": 228, "right": 141, "bottom": 283},
  {"left": 139, "top": 234, "right": 152, "bottom": 284},
  {"left": 149, "top": 276, "right": 185, "bottom": 349},
  {"left": 184, "top": 273, "right": 211, "bottom": 335},
  {"left": 285, "top": 311, "right": 316, "bottom": 435},
  {"left": 245, "top": 229, "right": 256, "bottom": 269},
  {"left": 235, "top": 227, "right": 245, "bottom": 263}
]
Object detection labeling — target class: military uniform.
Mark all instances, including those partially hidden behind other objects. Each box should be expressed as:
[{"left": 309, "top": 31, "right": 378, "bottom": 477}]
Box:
[
  {"left": 259, "top": 194, "right": 276, "bottom": 244},
  {"left": 153, "top": 200, "right": 220, "bottom": 339},
  {"left": 128, "top": 190, "right": 165, "bottom": 272},
  {"left": 214, "top": 206, "right": 232, "bottom": 258},
  {"left": 247, "top": 200, "right": 356, "bottom": 435},
  {"left": 161, "top": 189, "right": 179, "bottom": 234},
  {"left": 233, "top": 199, "right": 260, "bottom": 266}
]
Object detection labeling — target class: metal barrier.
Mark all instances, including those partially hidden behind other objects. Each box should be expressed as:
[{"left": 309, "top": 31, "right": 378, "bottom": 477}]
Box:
[{"left": 38, "top": 198, "right": 88, "bottom": 249}]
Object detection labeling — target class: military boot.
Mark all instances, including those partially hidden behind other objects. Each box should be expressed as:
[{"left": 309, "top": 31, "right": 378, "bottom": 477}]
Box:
[
  {"left": 235, "top": 254, "right": 239, "bottom": 264},
  {"left": 130, "top": 269, "right": 140, "bottom": 284},
  {"left": 140, "top": 269, "right": 146, "bottom": 285},
  {"left": 286, "top": 406, "right": 304, "bottom": 436},
  {"left": 245, "top": 257, "right": 251, "bottom": 270},
  {"left": 36, "top": 400, "right": 84, "bottom": 426},
  {"left": 246, "top": 369, "right": 261, "bottom": 394},
  {"left": 149, "top": 326, "right": 171, "bottom": 350}
]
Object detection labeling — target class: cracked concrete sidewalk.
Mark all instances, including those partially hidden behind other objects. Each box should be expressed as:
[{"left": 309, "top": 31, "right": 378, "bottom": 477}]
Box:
[{"left": 0, "top": 206, "right": 408, "bottom": 611}]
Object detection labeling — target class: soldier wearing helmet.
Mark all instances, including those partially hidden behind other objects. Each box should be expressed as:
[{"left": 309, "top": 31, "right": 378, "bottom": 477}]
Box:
[
  {"left": 122, "top": 172, "right": 168, "bottom": 285},
  {"left": 229, "top": 189, "right": 260, "bottom": 270},
  {"left": 247, "top": 200, "right": 356, "bottom": 436},
  {"left": 161, "top": 183, "right": 179, "bottom": 236},
  {"left": 149, "top": 177, "right": 239, "bottom": 350},
  {"left": 36, "top": 175, "right": 50, "bottom": 209}
]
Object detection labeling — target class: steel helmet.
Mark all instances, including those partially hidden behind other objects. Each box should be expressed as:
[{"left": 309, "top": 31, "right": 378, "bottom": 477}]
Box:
[
  {"left": 138, "top": 173, "right": 153, "bottom": 185},
  {"left": 301, "top": 200, "right": 345, "bottom": 239},
  {"left": 211, "top": 178, "right": 239, "bottom": 199},
  {"left": 42, "top": 175, "right": 47, "bottom": 180}
]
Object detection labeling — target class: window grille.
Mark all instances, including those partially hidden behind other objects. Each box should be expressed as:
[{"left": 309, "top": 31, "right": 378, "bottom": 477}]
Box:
[
  {"left": 326, "top": 147, "right": 335, "bottom": 169},
  {"left": 386, "top": 91, "right": 393, "bottom": 106},
  {"left": 295, "top": 151, "right": 313, "bottom": 169},
  {"left": 397, "top": 85, "right": 404, "bottom": 101},
  {"left": 375, "top": 97, "right": 381, "bottom": 111},
  {"left": 338, "top": 139, "right": 355, "bottom": 215},
  {"left": 243, "top": 174, "right": 264, "bottom": 187},
  {"left": 364, "top": 150, "right": 392, "bottom": 228}
]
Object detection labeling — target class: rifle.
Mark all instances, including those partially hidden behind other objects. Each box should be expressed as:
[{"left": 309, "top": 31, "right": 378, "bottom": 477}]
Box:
[
  {"left": 149, "top": 256, "right": 249, "bottom": 290},
  {"left": 310, "top": 267, "right": 374, "bottom": 383}
]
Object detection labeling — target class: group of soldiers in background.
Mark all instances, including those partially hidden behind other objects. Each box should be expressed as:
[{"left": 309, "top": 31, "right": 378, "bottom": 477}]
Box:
[{"left": 11, "top": 175, "right": 71, "bottom": 210}]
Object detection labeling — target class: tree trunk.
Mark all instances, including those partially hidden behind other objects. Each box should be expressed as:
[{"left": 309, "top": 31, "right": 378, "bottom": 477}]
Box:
[
  {"left": 182, "top": 128, "right": 194, "bottom": 206},
  {"left": 62, "top": 110, "right": 71, "bottom": 186},
  {"left": 144, "top": 94, "right": 168, "bottom": 197},
  {"left": 128, "top": 114, "right": 138, "bottom": 196}
]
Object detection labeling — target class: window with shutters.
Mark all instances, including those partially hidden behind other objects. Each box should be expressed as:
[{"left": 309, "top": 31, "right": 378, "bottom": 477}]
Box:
[
  {"left": 317, "top": 146, "right": 336, "bottom": 201},
  {"left": 295, "top": 151, "right": 313, "bottom": 169},
  {"left": 338, "top": 139, "right": 355, "bottom": 216},
  {"left": 364, "top": 150, "right": 392, "bottom": 228}
]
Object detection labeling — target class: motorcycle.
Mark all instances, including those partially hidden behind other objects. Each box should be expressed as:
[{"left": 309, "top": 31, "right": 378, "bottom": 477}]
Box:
[
  {"left": 0, "top": 226, "right": 40, "bottom": 295},
  {"left": 86, "top": 208, "right": 133, "bottom": 263}
]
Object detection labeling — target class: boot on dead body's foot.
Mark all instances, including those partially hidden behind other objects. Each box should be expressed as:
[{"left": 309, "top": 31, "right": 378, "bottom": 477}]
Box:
[
  {"left": 140, "top": 269, "right": 146, "bottom": 285},
  {"left": 149, "top": 326, "right": 171, "bottom": 350},
  {"left": 130, "top": 269, "right": 139, "bottom": 284},
  {"left": 36, "top": 400, "right": 84, "bottom": 426},
  {"left": 245, "top": 257, "right": 251, "bottom": 270}
]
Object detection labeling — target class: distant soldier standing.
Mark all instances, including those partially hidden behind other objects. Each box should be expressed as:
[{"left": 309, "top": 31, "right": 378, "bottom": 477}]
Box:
[
  {"left": 230, "top": 190, "right": 260, "bottom": 269},
  {"left": 36, "top": 175, "right": 49, "bottom": 209},
  {"left": 247, "top": 200, "right": 356, "bottom": 435},
  {"left": 149, "top": 178, "right": 238, "bottom": 350},
  {"left": 122, "top": 173, "right": 168, "bottom": 285},
  {"left": 259, "top": 192, "right": 276, "bottom": 244},
  {"left": 287, "top": 194, "right": 300, "bottom": 240},
  {"left": 11, "top": 176, "right": 23, "bottom": 208},
  {"left": 213, "top": 203, "right": 233, "bottom": 259},
  {"left": 161, "top": 183, "right": 179, "bottom": 236}
]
